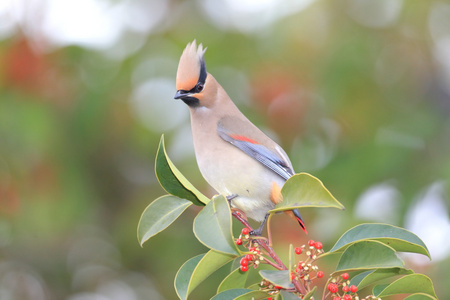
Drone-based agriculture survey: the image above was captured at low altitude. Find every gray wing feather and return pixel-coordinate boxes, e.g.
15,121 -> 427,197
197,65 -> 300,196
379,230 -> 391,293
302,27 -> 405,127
217,124 -> 294,181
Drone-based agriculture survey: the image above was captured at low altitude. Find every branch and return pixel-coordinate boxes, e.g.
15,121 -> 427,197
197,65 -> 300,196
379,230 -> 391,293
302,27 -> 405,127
232,210 -> 253,231
232,211 -> 308,296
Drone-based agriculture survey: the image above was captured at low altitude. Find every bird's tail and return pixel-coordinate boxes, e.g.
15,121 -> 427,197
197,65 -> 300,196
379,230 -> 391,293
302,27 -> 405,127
293,208 -> 308,234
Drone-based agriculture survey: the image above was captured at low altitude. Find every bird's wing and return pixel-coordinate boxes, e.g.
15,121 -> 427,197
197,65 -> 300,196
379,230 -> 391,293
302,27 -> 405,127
217,117 -> 294,181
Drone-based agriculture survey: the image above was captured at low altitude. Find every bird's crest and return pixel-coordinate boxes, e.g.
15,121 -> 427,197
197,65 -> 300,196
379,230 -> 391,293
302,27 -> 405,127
176,40 -> 207,91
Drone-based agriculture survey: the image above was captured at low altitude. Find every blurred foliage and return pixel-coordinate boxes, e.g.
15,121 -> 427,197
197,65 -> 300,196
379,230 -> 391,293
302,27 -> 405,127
0,0 -> 449,299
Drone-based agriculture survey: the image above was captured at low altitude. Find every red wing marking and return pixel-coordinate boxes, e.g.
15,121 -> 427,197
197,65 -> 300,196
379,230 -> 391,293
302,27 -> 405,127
229,134 -> 259,144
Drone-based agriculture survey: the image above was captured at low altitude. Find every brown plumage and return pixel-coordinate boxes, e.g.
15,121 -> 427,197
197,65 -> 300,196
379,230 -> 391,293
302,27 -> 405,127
173,40 -> 306,235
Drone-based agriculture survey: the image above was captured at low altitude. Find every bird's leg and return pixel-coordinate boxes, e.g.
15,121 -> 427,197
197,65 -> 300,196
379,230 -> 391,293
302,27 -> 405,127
250,213 -> 270,236
226,193 -> 238,205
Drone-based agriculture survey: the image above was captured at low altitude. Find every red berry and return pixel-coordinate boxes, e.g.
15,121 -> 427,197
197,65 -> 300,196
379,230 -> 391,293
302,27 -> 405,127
314,241 -> 323,250
333,297 -> 341,300
240,258 -> 249,266
290,272 -> 295,280
240,265 -> 248,272
245,254 -> 254,261
275,285 -> 283,289
341,273 -> 349,280
236,239 -> 242,245
242,228 -> 249,235
317,271 -> 324,278
295,247 -> 302,255
267,298 -> 272,300
350,285 -> 357,293
343,295 -> 351,300
328,283 -> 338,293
308,240 -> 315,246
342,286 -> 349,293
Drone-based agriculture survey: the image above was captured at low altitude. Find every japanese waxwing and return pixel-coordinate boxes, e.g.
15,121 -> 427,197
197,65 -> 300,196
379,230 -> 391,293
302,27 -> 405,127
174,41 -> 306,235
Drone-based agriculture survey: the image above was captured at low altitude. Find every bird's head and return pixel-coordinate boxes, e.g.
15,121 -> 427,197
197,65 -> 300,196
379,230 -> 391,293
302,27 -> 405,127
174,41 -> 216,108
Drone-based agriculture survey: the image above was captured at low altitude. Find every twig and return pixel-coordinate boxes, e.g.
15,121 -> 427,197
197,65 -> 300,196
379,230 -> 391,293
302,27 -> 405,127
260,256 -> 285,270
232,211 -> 308,296
293,278 -> 307,295
257,239 -> 286,269
267,213 -> 273,246
232,210 -> 253,231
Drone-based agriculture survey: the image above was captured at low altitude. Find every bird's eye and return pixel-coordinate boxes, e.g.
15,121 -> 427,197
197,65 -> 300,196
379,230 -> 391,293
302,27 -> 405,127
195,83 -> 204,93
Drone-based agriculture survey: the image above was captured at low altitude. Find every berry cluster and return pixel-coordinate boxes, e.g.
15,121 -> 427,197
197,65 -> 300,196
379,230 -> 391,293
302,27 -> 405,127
327,273 -> 359,300
236,228 -> 264,272
290,240 -> 324,284
235,227 -> 249,246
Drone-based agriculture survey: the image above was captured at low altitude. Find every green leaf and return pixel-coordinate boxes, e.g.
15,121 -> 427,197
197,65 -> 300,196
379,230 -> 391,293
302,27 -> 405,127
155,135 -> 209,206
175,254 -> 205,300
373,283 -> 389,296
404,293 -> 438,300
217,266 -> 249,293
233,290 -> 271,300
259,270 -> 293,289
350,268 -> 413,290
374,274 -> 437,298
270,173 -> 344,213
350,270 -> 373,287
302,286 -> 317,300
335,240 -> 404,272
245,283 -> 261,291
137,195 -> 192,246
329,223 -> 430,258
211,289 -> 253,300
280,290 -> 303,300
288,244 -> 294,278
194,195 -> 239,255
175,251 -> 236,300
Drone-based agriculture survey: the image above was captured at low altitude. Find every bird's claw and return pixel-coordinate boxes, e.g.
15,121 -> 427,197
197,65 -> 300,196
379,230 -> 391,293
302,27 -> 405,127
249,229 -> 262,236
226,194 -> 238,201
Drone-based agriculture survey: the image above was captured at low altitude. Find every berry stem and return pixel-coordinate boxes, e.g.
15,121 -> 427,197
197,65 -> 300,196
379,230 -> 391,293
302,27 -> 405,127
260,255 -> 285,270
292,278 -> 307,295
232,210 -> 254,231
232,210 -> 308,296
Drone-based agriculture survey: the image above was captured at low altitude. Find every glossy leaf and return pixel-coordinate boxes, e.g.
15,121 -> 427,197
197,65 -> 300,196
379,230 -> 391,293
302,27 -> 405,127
288,244 -> 294,278
245,283 -> 261,291
259,270 -> 293,289
155,135 -> 209,206
404,293 -> 438,300
329,223 -> 430,258
211,289 -> 253,300
302,286 -> 317,300
175,254 -> 205,300
373,284 -> 389,296
233,290 -> 271,300
350,268 -> 413,290
194,195 -> 239,255
280,290 -> 303,300
137,195 -> 192,246
175,251 -> 236,300
217,266 -> 249,293
375,274 -> 437,298
270,173 -> 344,213
335,240 -> 404,272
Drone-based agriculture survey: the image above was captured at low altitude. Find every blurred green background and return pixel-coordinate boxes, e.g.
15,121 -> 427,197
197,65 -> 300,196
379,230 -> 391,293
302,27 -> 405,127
0,0 -> 449,299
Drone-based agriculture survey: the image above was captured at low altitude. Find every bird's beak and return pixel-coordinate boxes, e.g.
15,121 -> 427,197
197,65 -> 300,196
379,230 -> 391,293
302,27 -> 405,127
174,90 -> 191,100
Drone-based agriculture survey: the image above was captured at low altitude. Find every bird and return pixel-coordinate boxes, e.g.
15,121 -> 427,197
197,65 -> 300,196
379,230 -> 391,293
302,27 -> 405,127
173,40 -> 306,235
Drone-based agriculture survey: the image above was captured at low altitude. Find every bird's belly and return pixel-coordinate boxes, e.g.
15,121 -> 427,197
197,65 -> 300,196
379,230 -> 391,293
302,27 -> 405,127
196,143 -> 284,221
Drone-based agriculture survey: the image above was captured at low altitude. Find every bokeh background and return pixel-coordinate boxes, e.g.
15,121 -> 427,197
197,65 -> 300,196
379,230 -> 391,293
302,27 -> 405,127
1,0 -> 449,299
